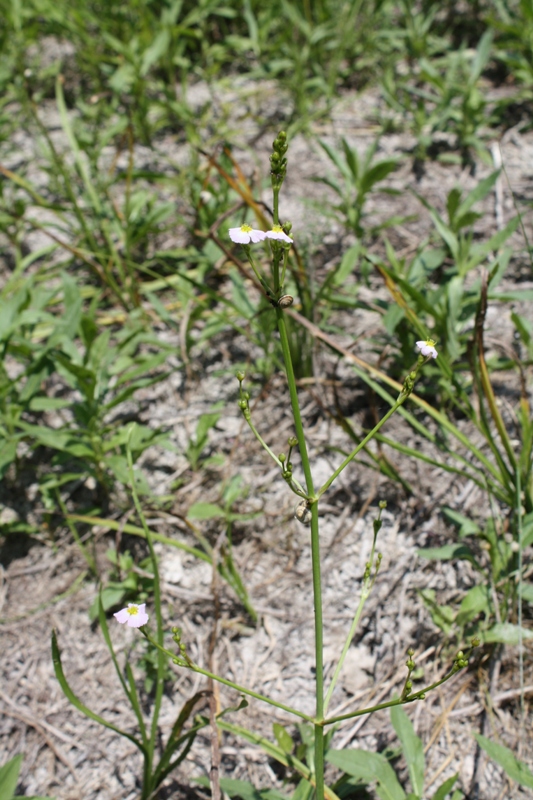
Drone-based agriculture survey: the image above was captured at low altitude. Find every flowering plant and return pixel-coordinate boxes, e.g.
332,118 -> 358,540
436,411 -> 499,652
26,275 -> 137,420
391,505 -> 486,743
52,133 -> 477,800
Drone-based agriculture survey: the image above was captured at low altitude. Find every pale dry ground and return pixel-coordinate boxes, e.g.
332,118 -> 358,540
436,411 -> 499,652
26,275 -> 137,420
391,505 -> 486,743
1,68 -> 533,800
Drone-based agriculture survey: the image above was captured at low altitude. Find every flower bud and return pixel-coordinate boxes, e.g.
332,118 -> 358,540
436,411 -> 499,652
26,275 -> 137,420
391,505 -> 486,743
236,371 -> 245,382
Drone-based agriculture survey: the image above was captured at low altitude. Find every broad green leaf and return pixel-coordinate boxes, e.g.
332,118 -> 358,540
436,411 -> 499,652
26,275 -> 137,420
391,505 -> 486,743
455,171 -> 499,219
196,777 -> 288,800
109,62 -> 136,93
0,754 -> 22,799
390,706 -> 424,797
187,503 -> 225,520
28,397 -> 71,412
360,159 -> 398,194
522,513 -> 533,548
417,545 -> 478,566
327,749 -> 406,800
431,773 -> 458,800
519,584 -> 533,604
488,289 -> 533,303
442,509 -> 480,538
333,244 -> 361,286
456,585 -> 491,628
273,723 -> 294,754
474,734 -> 533,789
195,412 -> 221,442
141,29 -> 171,75
291,778 -> 314,800
0,439 -> 18,477
483,623 -> 533,645
419,590 -> 454,634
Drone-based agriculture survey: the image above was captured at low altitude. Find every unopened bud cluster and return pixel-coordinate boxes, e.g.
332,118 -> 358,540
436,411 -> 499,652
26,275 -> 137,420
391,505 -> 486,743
236,372 -> 251,421
270,131 -> 288,189
171,626 -> 191,666
454,650 -> 469,670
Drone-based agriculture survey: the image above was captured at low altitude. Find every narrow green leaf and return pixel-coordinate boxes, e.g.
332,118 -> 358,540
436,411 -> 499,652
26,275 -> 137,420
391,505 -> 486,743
431,773 -> 458,800
51,630 -> 145,753
327,749 -> 406,800
474,734 -> 533,788
390,706 -> 425,797
0,754 -> 22,798
417,545 -> 479,566
456,585 -> 491,627
273,723 -> 294,754
442,509 -> 480,538
187,502 -> 225,520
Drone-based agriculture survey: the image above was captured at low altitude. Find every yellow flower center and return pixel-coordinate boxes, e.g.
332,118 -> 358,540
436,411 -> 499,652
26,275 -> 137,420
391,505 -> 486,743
272,225 -> 283,233
127,606 -> 139,616
241,224 -> 252,232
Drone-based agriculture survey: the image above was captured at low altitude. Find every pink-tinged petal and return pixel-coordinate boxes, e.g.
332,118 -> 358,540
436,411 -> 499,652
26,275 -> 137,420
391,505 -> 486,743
248,229 -> 266,243
229,227 -> 250,243
266,230 -> 293,243
415,340 -> 438,359
114,608 -> 130,624
127,611 -> 149,628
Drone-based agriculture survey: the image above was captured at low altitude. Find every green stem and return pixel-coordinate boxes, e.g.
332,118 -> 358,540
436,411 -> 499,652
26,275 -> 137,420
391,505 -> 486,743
517,468 -> 525,722
318,400 -> 403,498
127,432 -> 165,790
56,490 -> 97,575
275,307 -> 324,799
323,665 -> 464,726
275,309 -> 315,495
142,633 -> 312,722
314,724 -> 325,800
323,582 -> 371,715
280,249 -> 289,292
273,187 -> 280,226
243,413 -> 306,496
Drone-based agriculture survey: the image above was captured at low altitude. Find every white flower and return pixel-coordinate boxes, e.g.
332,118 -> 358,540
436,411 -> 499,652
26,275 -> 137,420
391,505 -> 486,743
266,225 -> 293,243
114,603 -> 149,628
415,339 -> 438,359
228,224 -> 266,244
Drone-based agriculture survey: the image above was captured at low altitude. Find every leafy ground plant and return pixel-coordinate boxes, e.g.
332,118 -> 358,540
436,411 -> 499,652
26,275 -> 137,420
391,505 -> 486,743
52,134 -> 479,800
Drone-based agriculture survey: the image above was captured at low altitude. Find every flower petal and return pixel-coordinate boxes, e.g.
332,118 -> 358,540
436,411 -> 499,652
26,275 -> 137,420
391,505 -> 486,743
415,340 -> 438,359
127,611 -> 149,627
229,227 -> 250,244
248,229 -> 266,243
114,608 -> 130,624
266,229 -> 293,243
